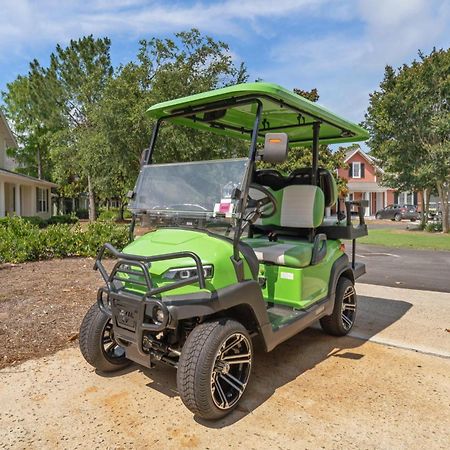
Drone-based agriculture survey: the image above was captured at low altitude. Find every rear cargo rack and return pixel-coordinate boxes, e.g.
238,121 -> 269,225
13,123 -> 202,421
94,243 -> 206,297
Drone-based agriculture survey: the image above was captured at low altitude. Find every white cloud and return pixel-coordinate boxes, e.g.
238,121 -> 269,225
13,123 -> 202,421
257,0 -> 450,122
0,0 -> 324,58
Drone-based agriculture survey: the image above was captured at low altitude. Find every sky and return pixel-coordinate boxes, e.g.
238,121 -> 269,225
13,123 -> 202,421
0,0 -> 449,128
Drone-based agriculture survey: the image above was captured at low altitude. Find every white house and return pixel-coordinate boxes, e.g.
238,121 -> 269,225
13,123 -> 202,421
0,112 -> 57,219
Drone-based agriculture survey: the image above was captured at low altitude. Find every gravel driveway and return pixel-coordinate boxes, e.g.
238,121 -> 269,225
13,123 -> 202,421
1,283 -> 449,450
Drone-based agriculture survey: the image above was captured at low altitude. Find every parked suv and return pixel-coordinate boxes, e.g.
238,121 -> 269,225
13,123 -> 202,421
375,204 -> 420,221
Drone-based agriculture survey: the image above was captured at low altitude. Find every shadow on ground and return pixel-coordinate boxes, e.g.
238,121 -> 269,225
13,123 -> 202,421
99,295 -> 412,428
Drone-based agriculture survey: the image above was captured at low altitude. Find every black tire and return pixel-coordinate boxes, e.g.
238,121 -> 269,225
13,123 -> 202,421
394,213 -> 401,221
177,318 -> 253,420
79,303 -> 130,372
375,213 -> 382,220
320,277 -> 357,336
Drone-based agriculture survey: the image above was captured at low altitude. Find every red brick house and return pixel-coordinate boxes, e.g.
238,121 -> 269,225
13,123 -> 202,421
337,147 -> 412,217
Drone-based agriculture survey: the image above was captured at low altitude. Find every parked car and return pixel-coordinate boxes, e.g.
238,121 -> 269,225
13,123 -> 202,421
375,204 -> 420,221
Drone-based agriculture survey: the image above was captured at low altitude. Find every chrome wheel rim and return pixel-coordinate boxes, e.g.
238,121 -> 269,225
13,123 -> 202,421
211,333 -> 252,410
102,320 -> 125,360
341,285 -> 357,330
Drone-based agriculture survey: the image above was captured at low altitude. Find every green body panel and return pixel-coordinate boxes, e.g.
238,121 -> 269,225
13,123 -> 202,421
256,240 -> 342,309
147,82 -> 369,146
121,228 -> 253,296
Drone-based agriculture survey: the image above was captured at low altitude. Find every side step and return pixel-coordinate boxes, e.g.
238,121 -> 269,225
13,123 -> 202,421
264,297 -> 333,351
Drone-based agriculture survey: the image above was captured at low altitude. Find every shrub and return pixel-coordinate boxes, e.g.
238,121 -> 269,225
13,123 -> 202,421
425,221 -> 443,233
98,207 -> 132,222
47,214 -> 79,226
0,216 -> 129,263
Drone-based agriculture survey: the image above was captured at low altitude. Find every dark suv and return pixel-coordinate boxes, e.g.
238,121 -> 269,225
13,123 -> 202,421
375,204 -> 420,221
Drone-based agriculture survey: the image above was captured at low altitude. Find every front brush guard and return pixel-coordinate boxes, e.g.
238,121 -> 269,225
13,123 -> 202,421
94,243 -> 206,355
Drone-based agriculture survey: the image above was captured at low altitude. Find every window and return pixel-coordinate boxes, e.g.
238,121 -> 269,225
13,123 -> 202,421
352,162 -> 361,178
36,188 -> 48,213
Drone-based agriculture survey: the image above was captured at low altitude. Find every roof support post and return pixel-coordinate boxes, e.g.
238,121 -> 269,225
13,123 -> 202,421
145,119 -> 162,165
232,100 -> 263,280
311,121 -> 320,186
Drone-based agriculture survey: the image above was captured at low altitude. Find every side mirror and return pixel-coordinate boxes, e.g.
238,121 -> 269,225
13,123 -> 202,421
261,133 -> 289,163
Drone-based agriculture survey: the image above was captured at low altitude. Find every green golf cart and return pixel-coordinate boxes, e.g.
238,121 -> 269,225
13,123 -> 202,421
79,82 -> 369,420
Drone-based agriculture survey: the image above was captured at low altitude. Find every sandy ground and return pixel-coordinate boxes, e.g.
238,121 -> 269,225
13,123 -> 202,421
1,283 -> 450,450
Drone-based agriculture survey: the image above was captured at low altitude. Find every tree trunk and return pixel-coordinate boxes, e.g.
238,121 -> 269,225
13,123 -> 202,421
437,182 -> 449,233
118,200 -> 125,221
37,147 -> 42,180
420,188 -> 432,228
87,174 -> 97,222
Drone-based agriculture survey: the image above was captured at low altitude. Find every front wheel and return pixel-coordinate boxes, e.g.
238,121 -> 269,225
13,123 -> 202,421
79,303 -> 130,372
320,277 -> 357,336
375,213 -> 382,220
177,318 -> 253,420
394,213 -> 401,221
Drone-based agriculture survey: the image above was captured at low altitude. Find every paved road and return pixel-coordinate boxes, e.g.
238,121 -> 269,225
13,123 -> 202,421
348,243 -> 450,293
1,284 -> 449,449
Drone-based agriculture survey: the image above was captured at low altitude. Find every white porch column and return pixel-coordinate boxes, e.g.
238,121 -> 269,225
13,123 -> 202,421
14,184 -> 21,216
0,181 -> 5,217
31,185 -> 37,215
364,192 -> 370,217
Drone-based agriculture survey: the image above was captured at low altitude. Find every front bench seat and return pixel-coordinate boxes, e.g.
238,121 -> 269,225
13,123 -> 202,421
244,185 -> 325,268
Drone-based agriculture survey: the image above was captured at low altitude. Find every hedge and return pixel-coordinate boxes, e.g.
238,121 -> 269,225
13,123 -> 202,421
0,216 -> 129,263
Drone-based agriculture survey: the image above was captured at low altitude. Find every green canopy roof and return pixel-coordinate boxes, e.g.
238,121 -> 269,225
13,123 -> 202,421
147,82 -> 369,146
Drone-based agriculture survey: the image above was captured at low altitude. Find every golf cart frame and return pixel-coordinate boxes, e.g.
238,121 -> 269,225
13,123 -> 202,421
96,89 -> 367,354
82,82 -> 369,419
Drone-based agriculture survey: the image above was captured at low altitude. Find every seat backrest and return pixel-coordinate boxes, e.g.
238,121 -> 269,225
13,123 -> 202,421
251,184 -> 325,230
280,185 -> 325,228
288,168 -> 337,208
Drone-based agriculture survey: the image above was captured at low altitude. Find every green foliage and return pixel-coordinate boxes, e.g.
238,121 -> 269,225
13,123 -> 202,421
0,214 -> 78,228
2,30 -> 249,221
47,214 -> 79,226
364,48 -> 450,231
425,221 -> 443,233
0,217 -> 129,263
98,207 -> 132,222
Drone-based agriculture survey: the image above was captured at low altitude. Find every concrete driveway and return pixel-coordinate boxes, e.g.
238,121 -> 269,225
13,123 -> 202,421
1,283 -> 449,450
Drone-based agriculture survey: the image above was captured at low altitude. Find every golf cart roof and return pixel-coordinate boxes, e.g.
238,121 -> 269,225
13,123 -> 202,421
147,82 -> 369,146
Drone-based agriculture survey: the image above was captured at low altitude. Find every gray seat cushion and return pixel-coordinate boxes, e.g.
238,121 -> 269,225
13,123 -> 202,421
243,237 -> 313,268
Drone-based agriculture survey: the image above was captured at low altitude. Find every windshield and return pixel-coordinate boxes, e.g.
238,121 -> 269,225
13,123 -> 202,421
130,158 -> 248,227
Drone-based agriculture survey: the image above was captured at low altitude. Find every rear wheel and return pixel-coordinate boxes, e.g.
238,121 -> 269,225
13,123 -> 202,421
177,318 -> 253,420
320,277 -> 357,336
79,303 -> 130,372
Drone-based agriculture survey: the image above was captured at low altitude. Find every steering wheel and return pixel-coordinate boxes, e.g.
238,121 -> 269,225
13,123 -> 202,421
248,183 -> 277,220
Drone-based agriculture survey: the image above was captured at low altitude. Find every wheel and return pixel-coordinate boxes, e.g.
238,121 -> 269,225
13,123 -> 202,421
177,318 -> 253,420
375,213 -> 382,220
320,277 -> 357,336
79,303 -> 130,372
394,213 -> 401,221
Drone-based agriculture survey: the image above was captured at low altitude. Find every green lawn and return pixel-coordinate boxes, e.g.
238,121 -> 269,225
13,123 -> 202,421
357,228 -> 450,251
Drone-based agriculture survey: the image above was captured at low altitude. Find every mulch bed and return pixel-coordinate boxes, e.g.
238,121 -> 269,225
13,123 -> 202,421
0,258 -> 108,369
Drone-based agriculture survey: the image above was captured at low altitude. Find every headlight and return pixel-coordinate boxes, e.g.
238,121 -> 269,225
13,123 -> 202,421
153,305 -> 165,323
162,265 -> 213,280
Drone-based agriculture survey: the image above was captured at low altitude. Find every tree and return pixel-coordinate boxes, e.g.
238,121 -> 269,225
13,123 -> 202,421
91,29 -> 248,218
365,48 -> 450,231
